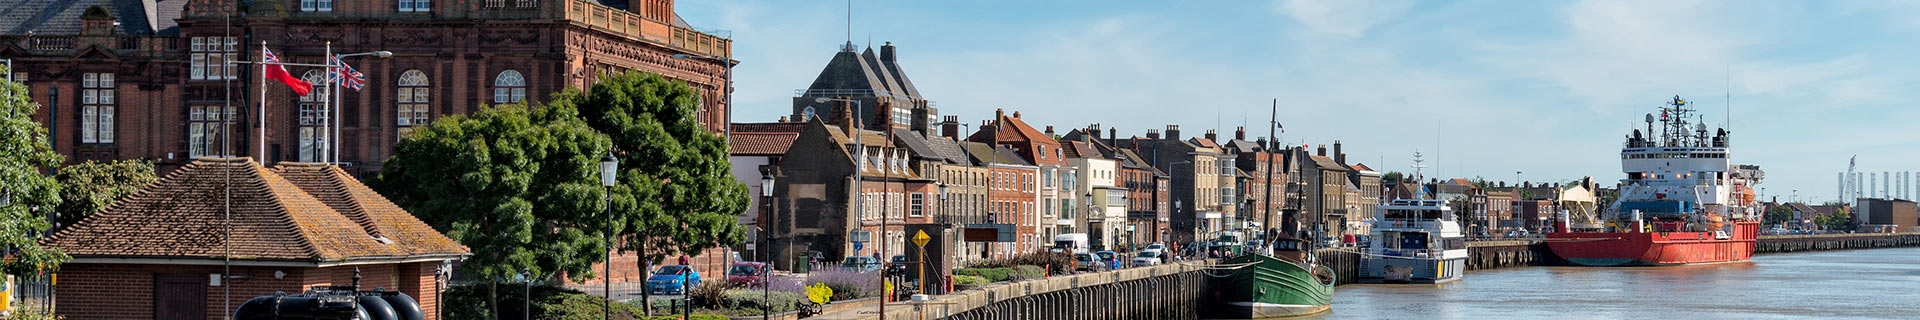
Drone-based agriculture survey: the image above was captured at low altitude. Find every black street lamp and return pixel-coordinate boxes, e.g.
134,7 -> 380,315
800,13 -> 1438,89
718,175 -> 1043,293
600,151 -> 618,319
760,167 -> 775,320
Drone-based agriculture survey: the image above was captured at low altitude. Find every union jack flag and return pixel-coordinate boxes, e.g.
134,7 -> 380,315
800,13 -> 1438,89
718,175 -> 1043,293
329,55 -> 366,91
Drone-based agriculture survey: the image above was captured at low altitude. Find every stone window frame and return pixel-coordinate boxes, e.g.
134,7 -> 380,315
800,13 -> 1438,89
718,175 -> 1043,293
297,70 -> 331,162
493,70 -> 526,104
80,72 -> 115,144
396,70 -> 431,141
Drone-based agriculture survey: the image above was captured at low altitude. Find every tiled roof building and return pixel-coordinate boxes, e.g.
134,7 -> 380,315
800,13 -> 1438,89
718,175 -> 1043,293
41,158 -> 468,319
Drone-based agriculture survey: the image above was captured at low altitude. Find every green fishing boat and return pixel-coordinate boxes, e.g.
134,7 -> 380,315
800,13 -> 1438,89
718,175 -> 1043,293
1210,238 -> 1334,318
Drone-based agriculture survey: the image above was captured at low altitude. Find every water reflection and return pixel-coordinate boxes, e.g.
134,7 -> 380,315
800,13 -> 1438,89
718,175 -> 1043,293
1309,247 -> 1920,320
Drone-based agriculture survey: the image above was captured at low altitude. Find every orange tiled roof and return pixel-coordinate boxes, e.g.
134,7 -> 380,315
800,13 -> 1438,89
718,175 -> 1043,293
274,163 -> 469,257
732,132 -> 801,156
42,158 -> 468,264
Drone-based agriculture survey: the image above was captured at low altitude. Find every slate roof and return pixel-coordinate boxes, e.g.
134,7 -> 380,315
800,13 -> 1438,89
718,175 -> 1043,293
43,158 -> 468,264
891,129 -> 944,161
1224,139 -> 1263,154
962,141 -> 1030,166
0,0 -> 174,36
922,134 -> 974,165
1308,155 -> 1348,172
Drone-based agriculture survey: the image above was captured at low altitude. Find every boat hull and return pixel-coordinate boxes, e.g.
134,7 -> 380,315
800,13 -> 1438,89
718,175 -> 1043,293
1211,254 -> 1335,318
1359,256 -> 1466,284
1546,221 -> 1759,266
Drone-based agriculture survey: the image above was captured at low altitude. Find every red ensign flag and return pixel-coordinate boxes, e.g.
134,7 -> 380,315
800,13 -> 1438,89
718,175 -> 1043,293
262,47 -> 311,96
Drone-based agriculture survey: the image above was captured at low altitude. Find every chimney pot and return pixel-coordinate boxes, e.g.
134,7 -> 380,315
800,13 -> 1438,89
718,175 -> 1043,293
1013,111 -> 1021,118
1166,125 -> 1182,140
1235,126 -> 1246,141
1147,129 -> 1161,139
1045,126 -> 1054,136
1204,129 -> 1217,142
1317,145 -> 1327,157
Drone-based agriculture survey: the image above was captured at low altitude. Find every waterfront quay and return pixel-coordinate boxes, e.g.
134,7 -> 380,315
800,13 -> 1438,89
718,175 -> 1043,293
807,232 -> 1920,320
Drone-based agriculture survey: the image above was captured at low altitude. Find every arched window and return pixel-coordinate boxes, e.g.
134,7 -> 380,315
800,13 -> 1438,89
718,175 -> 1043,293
396,70 -> 430,141
803,106 -> 817,121
493,70 -> 525,103
298,70 -> 330,162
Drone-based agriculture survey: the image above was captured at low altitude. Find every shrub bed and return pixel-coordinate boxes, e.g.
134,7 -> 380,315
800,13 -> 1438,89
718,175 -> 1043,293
443,283 -> 643,320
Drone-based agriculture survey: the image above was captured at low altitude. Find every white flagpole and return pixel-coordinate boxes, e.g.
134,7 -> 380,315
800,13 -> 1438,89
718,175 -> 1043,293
331,52 -> 343,165
258,41 -> 268,162
322,42 -> 332,164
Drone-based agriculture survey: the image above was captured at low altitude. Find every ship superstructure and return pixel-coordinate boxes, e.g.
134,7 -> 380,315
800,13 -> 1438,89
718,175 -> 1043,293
1547,96 -> 1763,266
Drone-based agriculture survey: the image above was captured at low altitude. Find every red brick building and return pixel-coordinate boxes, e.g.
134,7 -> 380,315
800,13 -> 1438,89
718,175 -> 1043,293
40,158 -> 469,319
4,0 -> 732,175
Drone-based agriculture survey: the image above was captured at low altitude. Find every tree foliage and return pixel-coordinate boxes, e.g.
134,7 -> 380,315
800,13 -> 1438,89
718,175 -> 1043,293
0,65 -> 70,274
53,160 -> 156,229
1817,208 -> 1853,231
1763,205 -> 1793,226
371,102 -> 612,282
551,71 -> 748,265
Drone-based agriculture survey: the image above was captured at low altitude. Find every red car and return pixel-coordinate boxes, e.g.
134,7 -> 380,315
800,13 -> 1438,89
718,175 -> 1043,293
726,262 -> 770,287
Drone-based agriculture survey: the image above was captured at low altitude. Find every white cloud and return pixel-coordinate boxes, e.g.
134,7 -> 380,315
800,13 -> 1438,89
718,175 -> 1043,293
1273,0 -> 1414,39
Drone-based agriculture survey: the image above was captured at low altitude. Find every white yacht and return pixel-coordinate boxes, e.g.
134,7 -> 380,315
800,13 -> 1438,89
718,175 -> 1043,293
1359,198 -> 1469,284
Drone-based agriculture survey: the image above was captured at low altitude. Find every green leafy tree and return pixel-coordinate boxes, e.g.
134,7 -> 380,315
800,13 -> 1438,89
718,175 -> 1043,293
53,160 -> 157,229
551,71 -> 747,307
370,102 -> 612,313
1763,205 -> 1793,227
0,65 -> 70,275
1817,208 -> 1853,231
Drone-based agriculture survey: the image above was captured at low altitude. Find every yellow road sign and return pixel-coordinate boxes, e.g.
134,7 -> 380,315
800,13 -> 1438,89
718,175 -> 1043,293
912,230 -> 932,247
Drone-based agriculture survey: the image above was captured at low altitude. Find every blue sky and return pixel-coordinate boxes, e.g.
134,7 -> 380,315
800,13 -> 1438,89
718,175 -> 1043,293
677,0 -> 1920,204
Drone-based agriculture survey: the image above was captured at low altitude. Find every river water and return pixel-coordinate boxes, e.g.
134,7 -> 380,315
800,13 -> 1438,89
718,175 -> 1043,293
1310,247 -> 1920,319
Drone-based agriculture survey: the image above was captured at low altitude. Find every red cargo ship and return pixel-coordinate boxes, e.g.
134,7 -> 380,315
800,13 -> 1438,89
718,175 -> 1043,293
1546,96 -> 1765,266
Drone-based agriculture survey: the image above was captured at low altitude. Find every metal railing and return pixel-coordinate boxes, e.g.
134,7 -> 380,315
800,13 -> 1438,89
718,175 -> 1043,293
9,274 -> 54,317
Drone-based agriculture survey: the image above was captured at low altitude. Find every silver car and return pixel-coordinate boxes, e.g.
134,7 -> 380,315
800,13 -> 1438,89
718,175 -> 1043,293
1130,251 -> 1163,266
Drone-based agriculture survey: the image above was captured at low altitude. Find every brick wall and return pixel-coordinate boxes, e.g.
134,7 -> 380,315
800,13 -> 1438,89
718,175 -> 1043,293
55,262 -> 447,320
562,247 -> 737,286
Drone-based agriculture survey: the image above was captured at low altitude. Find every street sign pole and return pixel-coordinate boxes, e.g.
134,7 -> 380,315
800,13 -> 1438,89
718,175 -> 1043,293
912,230 -> 931,294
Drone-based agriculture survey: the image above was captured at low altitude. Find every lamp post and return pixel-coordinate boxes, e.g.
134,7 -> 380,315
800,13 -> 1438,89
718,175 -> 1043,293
672,52 -> 735,141
600,152 -> 618,319
760,167 -> 775,320
816,96 -> 882,318
1085,191 -> 1096,251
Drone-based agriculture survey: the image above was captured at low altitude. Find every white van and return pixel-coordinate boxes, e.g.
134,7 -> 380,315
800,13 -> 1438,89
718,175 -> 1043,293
1052,233 -> 1090,254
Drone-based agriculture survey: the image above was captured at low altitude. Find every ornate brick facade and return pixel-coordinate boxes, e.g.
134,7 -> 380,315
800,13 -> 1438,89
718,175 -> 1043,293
5,0 -> 731,176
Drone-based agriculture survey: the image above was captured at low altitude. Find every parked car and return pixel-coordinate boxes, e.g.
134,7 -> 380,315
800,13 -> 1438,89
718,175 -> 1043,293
726,262 -> 769,287
885,254 -> 910,276
1131,251 -> 1163,266
1074,253 -> 1103,272
840,256 -> 881,273
1142,242 -> 1167,254
646,265 -> 702,295
1095,251 -> 1123,270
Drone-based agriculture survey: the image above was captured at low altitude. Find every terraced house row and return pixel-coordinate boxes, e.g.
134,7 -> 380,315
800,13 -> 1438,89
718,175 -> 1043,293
728,41 -> 1391,293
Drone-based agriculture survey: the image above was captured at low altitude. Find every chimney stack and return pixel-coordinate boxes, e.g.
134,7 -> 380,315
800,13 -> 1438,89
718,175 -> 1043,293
1045,125 -> 1055,136
1108,127 -> 1117,146
1166,125 -> 1181,140
1013,111 -> 1021,118
779,116 -> 789,123
1235,126 -> 1246,141
1147,129 -> 1161,140
1089,124 -> 1103,140
1334,140 -> 1345,164
941,116 -> 960,139
995,108 -> 1005,123
881,42 -> 898,63
1257,138 -> 1268,150
1205,129 -> 1217,142
910,105 -> 930,134
1317,144 -> 1327,157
